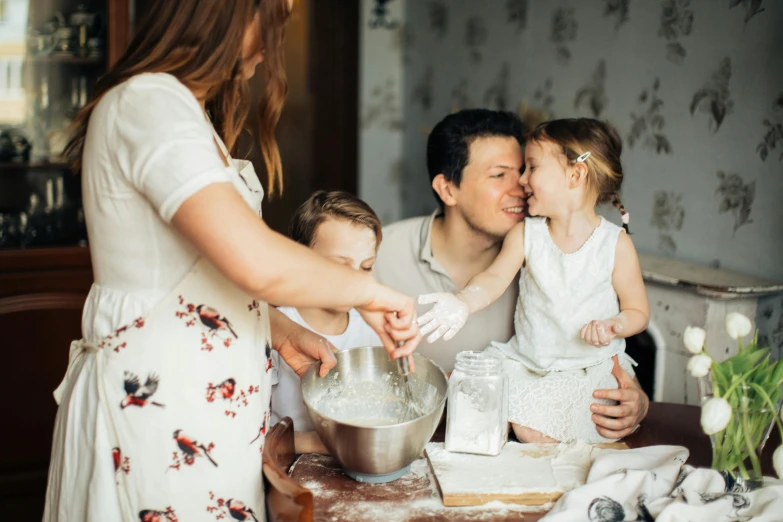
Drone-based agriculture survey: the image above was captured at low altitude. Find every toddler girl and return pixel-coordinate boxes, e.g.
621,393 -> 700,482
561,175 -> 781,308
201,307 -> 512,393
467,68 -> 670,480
418,118 -> 649,443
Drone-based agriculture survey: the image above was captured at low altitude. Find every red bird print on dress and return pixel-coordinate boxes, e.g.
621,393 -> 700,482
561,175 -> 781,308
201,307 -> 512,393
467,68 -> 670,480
138,510 -> 164,522
226,499 -> 259,522
112,447 -> 121,472
209,378 -> 236,400
173,429 -> 218,467
121,372 -> 164,409
249,413 -> 268,445
138,508 -> 177,522
112,447 -> 131,476
196,305 -> 238,338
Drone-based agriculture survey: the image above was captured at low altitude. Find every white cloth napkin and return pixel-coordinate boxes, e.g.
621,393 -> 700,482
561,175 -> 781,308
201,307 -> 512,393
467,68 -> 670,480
542,445 -> 783,521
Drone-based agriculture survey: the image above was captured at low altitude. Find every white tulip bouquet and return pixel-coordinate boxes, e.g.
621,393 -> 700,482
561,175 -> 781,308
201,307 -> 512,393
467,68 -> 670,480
684,313 -> 783,485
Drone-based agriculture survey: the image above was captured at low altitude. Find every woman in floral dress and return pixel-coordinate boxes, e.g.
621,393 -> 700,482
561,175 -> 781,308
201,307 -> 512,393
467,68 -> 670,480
43,1 -> 420,520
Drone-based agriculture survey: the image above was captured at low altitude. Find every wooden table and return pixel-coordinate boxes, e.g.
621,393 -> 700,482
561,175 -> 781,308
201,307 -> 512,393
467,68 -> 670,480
262,402 -> 781,521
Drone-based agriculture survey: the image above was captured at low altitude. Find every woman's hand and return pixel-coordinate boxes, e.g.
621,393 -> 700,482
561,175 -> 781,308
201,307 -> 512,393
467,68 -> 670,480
269,307 -> 337,378
356,282 -> 421,363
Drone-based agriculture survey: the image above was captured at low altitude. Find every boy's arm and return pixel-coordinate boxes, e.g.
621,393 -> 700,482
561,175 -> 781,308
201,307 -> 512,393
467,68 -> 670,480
294,431 -> 329,455
417,222 -> 526,343
581,233 -> 650,346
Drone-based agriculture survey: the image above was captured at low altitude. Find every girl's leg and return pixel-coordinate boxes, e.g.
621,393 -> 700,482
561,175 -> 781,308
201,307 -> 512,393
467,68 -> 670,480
511,422 -> 559,443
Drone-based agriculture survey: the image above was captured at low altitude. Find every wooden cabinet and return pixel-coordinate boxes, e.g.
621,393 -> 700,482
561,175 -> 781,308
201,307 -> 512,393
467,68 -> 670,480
0,247 -> 92,519
0,0 -> 128,517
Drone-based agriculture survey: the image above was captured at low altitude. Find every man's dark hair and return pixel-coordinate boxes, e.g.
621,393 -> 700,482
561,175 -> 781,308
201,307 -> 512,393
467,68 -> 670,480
426,109 -> 526,208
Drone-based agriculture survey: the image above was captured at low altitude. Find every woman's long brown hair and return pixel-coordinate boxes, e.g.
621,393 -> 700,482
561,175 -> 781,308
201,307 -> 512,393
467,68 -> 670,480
64,0 -> 289,196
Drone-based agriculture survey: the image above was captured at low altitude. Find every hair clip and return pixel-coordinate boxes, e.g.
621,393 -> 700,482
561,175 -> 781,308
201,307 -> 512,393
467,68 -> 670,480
575,151 -> 591,163
621,212 -> 630,225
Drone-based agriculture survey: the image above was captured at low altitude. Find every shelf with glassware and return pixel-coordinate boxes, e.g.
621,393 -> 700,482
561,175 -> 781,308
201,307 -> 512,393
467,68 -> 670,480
0,2 -> 107,251
28,5 -> 107,63
27,55 -> 103,65
19,3 -> 106,162
0,103 -> 89,250
0,162 -> 69,170
0,164 -> 87,250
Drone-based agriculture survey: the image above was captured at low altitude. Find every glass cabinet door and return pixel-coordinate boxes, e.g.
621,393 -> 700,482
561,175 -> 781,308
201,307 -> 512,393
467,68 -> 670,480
0,0 -> 114,249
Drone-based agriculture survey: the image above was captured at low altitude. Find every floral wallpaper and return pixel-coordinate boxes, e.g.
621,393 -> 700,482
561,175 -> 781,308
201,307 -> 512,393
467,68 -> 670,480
690,57 -> 733,132
658,0 -> 694,64
359,0 -> 406,224
368,0 -> 399,29
628,78 -> 672,155
650,190 -> 685,255
574,60 -> 608,117
757,91 -> 783,162
550,7 -> 578,64
391,0 -> 783,354
729,0 -> 766,26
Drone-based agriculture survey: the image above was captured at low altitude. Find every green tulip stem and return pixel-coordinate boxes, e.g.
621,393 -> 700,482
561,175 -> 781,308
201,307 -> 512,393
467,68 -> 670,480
748,382 -> 783,439
740,406 -> 762,479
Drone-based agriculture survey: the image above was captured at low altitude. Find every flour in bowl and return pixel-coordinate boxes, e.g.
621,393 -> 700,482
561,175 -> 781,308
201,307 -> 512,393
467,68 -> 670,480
310,370 -> 440,424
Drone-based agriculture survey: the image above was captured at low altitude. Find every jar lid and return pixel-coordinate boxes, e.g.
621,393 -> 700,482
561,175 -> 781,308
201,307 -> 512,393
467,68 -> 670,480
454,350 -> 503,374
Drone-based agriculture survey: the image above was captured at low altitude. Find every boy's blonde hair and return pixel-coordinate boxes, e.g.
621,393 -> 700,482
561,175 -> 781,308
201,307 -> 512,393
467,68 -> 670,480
527,118 -> 628,230
289,191 -> 382,247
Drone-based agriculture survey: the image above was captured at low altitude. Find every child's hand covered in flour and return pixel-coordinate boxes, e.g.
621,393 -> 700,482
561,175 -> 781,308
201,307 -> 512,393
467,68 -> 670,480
416,292 -> 469,343
580,319 -> 623,347
417,223 -> 525,345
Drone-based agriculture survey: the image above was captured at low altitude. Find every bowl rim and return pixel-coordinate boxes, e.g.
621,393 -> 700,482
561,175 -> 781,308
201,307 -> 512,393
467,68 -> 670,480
300,345 -> 448,428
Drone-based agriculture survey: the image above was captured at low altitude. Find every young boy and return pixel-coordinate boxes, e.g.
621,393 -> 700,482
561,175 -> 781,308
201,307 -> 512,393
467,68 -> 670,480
270,191 -> 383,432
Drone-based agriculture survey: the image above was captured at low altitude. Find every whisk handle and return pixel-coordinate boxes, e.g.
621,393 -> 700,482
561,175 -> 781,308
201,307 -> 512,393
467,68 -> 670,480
397,355 -> 410,376
394,340 -> 410,376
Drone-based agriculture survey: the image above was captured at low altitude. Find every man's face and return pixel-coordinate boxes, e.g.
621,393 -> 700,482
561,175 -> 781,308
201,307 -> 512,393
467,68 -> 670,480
448,136 -> 526,239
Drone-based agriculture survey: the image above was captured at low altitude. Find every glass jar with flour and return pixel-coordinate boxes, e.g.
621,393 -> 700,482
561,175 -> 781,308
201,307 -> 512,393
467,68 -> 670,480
445,351 -> 508,456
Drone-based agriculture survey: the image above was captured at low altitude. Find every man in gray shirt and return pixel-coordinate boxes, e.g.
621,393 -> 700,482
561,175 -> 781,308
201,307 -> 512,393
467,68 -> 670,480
374,109 -> 648,439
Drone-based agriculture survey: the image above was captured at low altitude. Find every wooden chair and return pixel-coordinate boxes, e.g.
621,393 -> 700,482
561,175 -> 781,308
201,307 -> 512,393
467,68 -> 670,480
263,417 -> 315,522
0,292 -> 86,519
0,292 -> 86,314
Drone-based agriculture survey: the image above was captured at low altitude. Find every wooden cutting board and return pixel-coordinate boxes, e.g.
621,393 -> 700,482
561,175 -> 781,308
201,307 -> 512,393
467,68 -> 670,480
426,441 -> 627,507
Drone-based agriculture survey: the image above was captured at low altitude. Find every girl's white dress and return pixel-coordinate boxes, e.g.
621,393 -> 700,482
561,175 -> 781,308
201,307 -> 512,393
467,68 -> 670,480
486,216 -> 635,442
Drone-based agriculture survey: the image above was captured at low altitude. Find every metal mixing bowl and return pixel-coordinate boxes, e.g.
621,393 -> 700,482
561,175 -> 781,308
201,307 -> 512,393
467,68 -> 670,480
301,346 -> 447,482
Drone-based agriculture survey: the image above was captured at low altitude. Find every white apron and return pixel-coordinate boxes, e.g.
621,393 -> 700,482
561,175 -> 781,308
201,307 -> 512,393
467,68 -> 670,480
45,150 -> 273,522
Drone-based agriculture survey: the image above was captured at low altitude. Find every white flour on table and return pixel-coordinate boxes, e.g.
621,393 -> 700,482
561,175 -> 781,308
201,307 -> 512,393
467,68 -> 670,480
426,440 -> 595,497
298,456 -> 551,521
